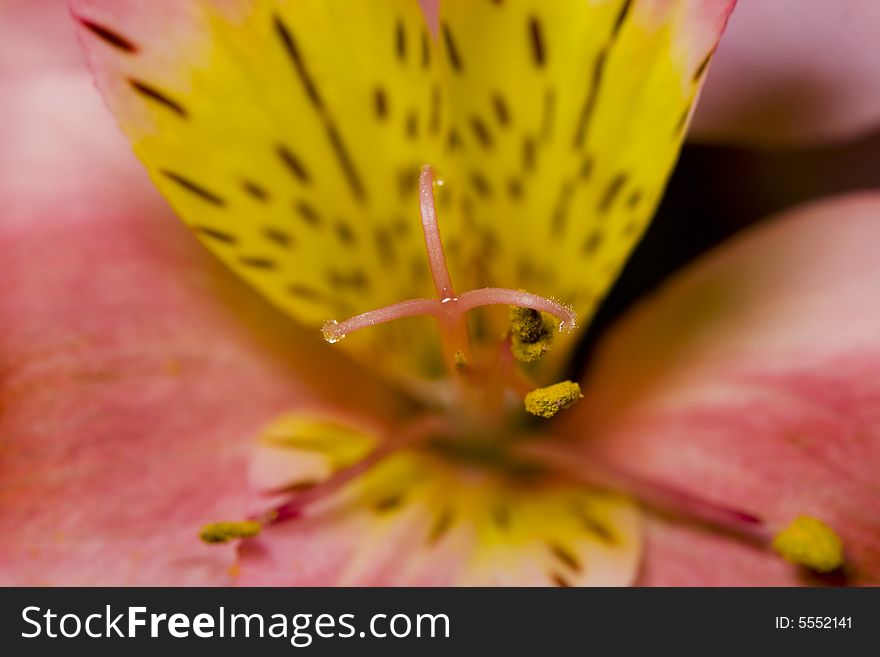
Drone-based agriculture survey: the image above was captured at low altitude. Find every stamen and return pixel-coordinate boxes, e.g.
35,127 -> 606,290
517,440 -> 768,540
773,516 -> 845,572
524,381 -> 583,418
510,306 -> 558,362
199,520 -> 262,544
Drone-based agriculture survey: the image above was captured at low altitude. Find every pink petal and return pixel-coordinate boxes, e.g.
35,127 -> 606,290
691,0 -> 880,146
0,0 -> 85,72
0,68 -> 401,585
562,192 -> 880,585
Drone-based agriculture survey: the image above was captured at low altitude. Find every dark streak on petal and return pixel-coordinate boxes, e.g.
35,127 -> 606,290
572,49 -> 606,148
470,172 -> 492,199
161,170 -> 224,206
397,167 -> 419,199
583,230 -> 604,254
374,87 -> 388,120
551,572 -> 572,587
327,268 -> 369,291
541,87 -> 555,139
549,543 -> 582,572
129,79 -> 187,118
238,256 -> 277,270
428,509 -> 454,544
613,0 -> 634,38
295,200 -> 322,227
395,19 -> 407,61
194,225 -> 237,244
242,179 -> 270,202
522,136 -> 536,171
405,109 -> 419,140
421,29 -> 431,68
448,129 -> 463,151
276,145 -> 310,184
579,155 -> 594,180
693,47 -> 716,82
374,494 -> 404,512
264,227 -> 294,248
507,178 -> 524,200
626,188 -> 643,209
79,19 -> 137,53
572,505 -> 616,544
622,220 -> 639,236
274,14 -> 323,109
374,228 -> 397,263
325,122 -> 367,202
470,115 -> 492,149
334,221 -> 356,246
491,504 -> 511,529
528,16 -> 545,67
442,22 -> 463,72
287,283 -> 321,300
274,14 -> 367,203
673,105 -> 691,136
551,180 -> 574,234
598,173 -> 627,215
492,93 -> 510,127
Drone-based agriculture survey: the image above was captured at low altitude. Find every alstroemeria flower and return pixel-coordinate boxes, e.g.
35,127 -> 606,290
1,0 -> 878,586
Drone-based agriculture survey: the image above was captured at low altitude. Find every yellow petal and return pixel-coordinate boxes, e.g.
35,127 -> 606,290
438,0 -> 734,366
73,0 -> 450,377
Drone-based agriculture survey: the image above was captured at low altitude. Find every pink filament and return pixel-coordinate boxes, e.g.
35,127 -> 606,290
517,440 -> 769,541
320,164 -> 577,345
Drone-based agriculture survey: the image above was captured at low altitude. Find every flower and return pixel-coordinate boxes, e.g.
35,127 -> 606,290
1,0 -> 878,586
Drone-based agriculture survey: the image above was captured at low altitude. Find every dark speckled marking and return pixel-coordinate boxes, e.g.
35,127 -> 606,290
79,19 -> 137,52
129,79 -> 187,118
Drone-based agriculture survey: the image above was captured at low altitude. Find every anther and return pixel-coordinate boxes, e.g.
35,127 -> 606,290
772,516 -> 845,573
510,306 -> 558,362
524,381 -> 583,418
199,520 -> 262,544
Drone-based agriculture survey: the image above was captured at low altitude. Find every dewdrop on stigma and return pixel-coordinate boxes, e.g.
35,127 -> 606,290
322,320 -> 345,344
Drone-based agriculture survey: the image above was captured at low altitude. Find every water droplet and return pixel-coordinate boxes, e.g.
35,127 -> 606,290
440,296 -> 459,305
436,179 -> 445,186
322,320 -> 345,344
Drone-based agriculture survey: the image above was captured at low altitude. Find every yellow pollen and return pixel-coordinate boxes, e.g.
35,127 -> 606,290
454,350 -> 467,369
772,516 -> 844,573
524,381 -> 583,418
510,306 -> 557,363
199,520 -> 262,544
